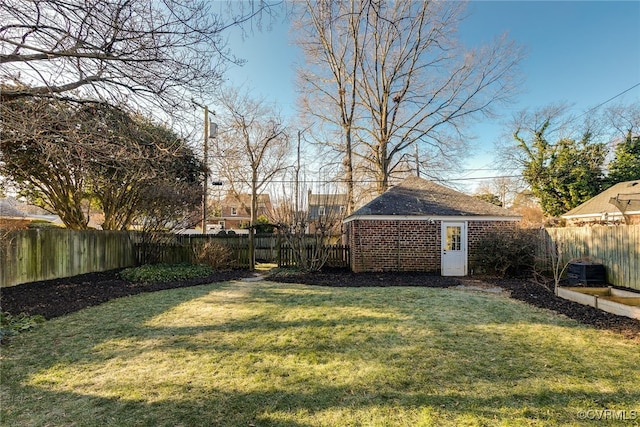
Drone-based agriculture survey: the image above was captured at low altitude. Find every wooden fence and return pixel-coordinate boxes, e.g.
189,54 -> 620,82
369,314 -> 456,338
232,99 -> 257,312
133,234 -> 253,268
278,244 -> 350,269
1,230 -> 348,287
1,229 -> 136,287
3,226 -> 637,289
538,225 -> 639,290
135,234 -> 349,269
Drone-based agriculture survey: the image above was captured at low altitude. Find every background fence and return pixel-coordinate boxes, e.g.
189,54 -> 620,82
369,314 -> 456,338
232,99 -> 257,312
2,226 -> 637,289
1,230 -> 348,287
1,229 -> 135,287
133,234 -> 253,268
278,244 -> 350,269
538,225 -> 639,290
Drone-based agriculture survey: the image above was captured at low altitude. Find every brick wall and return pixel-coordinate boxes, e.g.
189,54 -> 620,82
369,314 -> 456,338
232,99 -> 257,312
347,219 -> 440,273
347,218 -> 519,273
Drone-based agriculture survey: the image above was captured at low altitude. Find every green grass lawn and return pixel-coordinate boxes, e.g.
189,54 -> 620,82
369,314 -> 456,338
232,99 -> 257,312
1,279 -> 638,426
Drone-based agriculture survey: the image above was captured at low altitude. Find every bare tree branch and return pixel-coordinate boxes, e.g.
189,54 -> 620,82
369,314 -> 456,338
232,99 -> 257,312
0,0 -> 280,115
296,0 -> 525,196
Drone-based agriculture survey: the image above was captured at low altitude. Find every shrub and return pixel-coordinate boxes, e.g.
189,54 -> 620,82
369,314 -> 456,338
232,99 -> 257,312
472,228 -> 539,278
27,220 -> 60,229
0,312 -> 45,344
192,241 -> 233,269
119,263 -> 214,283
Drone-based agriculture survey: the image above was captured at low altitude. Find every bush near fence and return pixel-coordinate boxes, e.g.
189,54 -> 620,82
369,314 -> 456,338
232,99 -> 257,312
133,234 -> 253,268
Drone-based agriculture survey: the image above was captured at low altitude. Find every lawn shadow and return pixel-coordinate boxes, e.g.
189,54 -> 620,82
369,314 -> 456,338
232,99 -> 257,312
3,280 -> 639,426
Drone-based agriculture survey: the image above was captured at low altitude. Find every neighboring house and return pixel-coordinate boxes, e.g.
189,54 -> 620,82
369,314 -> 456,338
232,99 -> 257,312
343,176 -> 521,275
562,180 -> 640,225
307,191 -> 348,234
0,197 -> 61,229
212,192 -> 272,231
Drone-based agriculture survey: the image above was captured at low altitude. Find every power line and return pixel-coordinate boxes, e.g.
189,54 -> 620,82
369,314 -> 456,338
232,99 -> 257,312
218,175 -> 522,186
575,82 -> 640,121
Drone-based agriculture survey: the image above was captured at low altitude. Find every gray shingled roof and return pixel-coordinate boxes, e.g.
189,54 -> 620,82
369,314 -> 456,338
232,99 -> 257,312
0,198 -> 25,217
348,176 -> 519,218
562,180 -> 640,218
0,197 -> 57,219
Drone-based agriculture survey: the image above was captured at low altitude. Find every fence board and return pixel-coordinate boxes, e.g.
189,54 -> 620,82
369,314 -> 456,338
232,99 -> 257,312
540,225 -> 639,290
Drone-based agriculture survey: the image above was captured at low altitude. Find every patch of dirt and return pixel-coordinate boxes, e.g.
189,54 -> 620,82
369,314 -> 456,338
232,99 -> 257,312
2,268 -> 638,341
268,269 -> 461,288
487,278 -> 640,341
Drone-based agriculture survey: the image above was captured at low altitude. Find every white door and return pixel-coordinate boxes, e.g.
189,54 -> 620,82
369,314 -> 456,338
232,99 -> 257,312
441,222 -> 467,276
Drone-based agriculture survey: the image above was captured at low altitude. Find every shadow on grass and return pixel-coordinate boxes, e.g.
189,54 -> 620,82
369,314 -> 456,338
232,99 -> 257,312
5,378 -> 640,426
2,281 -> 639,426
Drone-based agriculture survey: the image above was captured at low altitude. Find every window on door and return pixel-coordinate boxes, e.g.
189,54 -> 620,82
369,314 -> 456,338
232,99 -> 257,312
445,226 -> 462,251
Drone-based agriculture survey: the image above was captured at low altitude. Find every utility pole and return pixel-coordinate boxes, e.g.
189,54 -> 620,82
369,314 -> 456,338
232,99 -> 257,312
295,130 -> 301,214
192,100 -> 216,234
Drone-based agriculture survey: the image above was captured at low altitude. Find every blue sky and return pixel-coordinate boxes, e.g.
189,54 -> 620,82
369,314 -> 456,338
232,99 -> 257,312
222,1 -> 640,192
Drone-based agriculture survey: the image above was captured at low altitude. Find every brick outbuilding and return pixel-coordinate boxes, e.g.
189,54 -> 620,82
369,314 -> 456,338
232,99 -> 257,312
344,176 -> 521,275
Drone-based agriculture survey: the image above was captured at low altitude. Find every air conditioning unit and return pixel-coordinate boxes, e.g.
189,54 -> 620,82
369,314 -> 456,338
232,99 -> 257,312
567,261 -> 606,286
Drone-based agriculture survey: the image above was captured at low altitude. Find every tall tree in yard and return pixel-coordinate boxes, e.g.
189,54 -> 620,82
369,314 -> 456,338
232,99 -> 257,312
0,0 -> 279,116
212,87 -> 290,268
296,0 -> 365,213
296,0 -> 525,196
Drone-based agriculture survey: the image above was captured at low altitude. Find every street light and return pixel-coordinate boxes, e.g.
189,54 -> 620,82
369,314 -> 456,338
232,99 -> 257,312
192,99 -> 217,234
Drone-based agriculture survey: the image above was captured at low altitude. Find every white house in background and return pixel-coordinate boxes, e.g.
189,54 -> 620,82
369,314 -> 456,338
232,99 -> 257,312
562,180 -> 640,225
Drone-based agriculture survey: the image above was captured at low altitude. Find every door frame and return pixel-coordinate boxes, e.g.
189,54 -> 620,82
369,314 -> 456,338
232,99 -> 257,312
441,221 -> 468,276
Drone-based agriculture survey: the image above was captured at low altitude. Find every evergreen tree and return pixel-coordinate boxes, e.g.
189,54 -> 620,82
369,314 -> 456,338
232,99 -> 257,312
515,122 -> 607,217
607,133 -> 640,184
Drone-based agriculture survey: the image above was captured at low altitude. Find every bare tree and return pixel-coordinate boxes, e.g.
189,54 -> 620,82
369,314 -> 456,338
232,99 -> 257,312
212,86 -> 290,269
296,0 -> 525,195
296,0 -> 366,213
499,104 -> 583,168
603,102 -> 640,140
475,176 -> 525,208
269,176 -> 346,272
0,0 -> 279,115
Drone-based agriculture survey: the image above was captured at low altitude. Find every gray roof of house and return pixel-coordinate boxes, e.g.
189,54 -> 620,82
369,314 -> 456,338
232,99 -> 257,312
0,197 -> 57,220
0,198 -> 25,217
562,180 -> 640,218
348,176 -> 519,218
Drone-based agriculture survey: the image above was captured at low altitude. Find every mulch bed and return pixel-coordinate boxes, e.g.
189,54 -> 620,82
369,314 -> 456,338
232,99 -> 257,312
0,269 -> 255,320
1,268 -> 638,341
